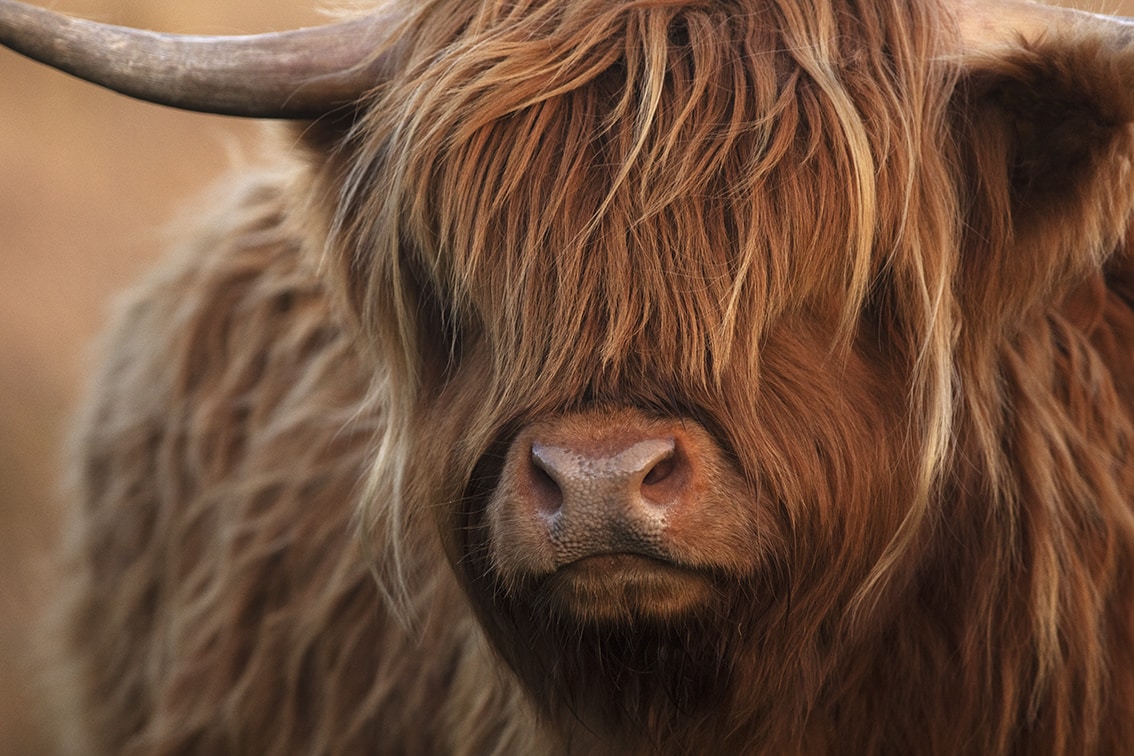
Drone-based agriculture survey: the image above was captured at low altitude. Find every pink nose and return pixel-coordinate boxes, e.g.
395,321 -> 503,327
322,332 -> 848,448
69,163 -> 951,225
529,436 -> 681,512
518,426 -> 694,565
486,409 -> 765,615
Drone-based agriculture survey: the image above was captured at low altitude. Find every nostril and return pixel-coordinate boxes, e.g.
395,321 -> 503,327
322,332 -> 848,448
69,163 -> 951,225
641,451 -> 676,487
528,446 -> 564,515
639,442 -> 688,505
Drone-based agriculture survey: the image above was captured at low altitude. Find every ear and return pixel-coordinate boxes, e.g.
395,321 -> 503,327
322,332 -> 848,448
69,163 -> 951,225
953,24 -> 1134,331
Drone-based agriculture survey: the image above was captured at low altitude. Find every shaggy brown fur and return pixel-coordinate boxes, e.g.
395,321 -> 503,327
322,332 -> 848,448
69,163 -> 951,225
51,0 -> 1134,753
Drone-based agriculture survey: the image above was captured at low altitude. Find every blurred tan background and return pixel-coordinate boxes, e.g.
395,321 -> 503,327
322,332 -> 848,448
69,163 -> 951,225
0,2 -> 322,750
1,0 -> 1131,751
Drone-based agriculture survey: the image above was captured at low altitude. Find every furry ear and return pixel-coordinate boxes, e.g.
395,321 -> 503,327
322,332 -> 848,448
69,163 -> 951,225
954,25 -> 1134,330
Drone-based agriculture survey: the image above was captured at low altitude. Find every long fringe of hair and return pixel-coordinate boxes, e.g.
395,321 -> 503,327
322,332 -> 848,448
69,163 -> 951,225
319,0 -> 960,620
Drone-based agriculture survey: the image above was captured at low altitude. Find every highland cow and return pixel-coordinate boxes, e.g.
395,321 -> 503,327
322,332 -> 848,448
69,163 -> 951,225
3,0 -> 1134,752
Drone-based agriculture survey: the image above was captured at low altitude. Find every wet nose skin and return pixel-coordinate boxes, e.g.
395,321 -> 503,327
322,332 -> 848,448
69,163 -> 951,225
525,436 -> 690,564
485,409 -> 768,620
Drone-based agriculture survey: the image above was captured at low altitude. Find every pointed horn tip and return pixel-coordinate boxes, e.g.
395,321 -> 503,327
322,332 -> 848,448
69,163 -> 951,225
0,0 -> 397,119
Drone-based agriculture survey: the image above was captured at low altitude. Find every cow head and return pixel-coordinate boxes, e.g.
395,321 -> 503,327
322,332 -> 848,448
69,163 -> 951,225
6,0 -> 1134,746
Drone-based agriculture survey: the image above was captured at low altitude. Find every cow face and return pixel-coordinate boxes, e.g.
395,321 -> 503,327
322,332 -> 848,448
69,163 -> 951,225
315,0 -> 954,729
307,0 -> 1134,732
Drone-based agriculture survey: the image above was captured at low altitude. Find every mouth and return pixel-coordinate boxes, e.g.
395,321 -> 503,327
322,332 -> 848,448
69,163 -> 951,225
536,553 -> 717,623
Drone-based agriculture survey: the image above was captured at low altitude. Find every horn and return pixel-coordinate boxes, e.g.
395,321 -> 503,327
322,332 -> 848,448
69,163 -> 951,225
0,0 -> 395,119
954,0 -> 1134,57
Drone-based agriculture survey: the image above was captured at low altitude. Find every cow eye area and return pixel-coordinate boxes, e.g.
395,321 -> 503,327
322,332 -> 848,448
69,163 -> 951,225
408,274 -> 470,385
